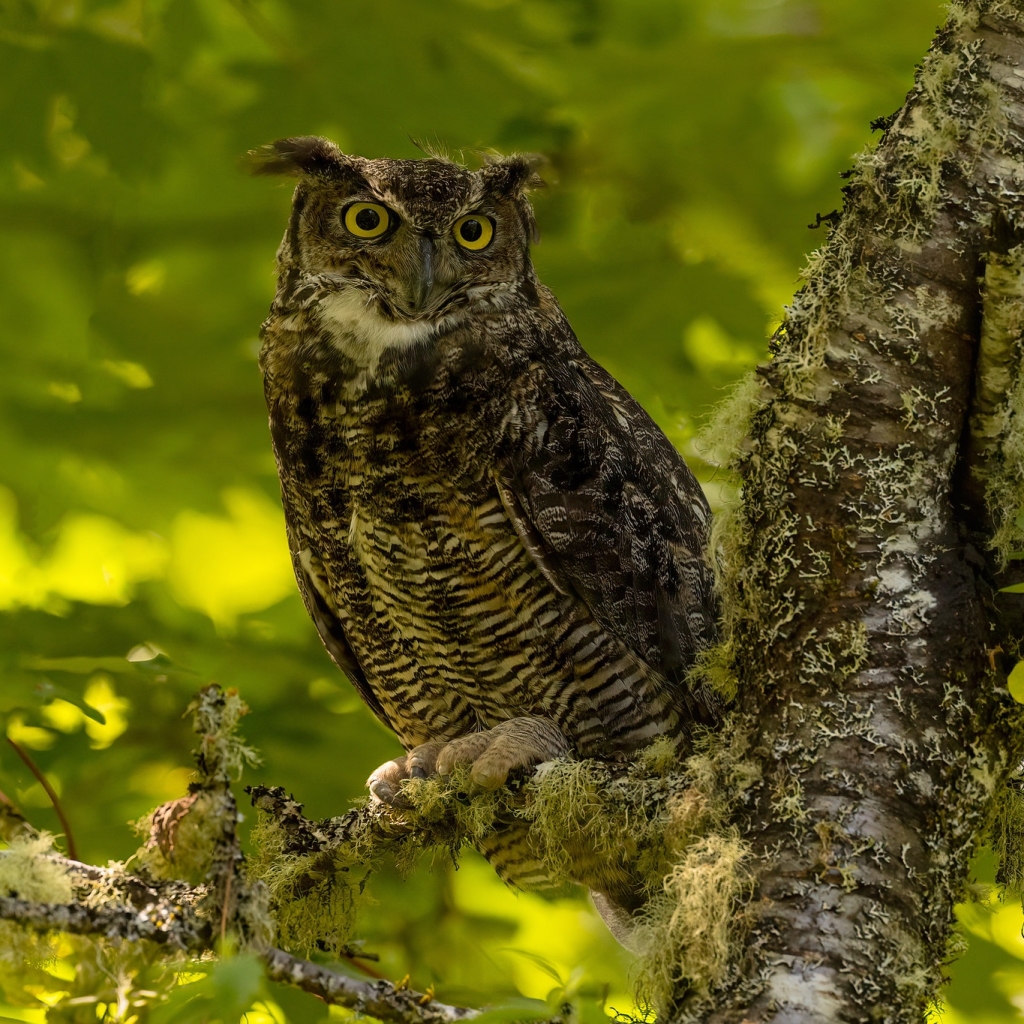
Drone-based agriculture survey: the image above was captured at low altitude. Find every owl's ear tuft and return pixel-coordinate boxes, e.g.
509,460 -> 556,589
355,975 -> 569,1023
247,136 -> 350,178
480,153 -> 547,198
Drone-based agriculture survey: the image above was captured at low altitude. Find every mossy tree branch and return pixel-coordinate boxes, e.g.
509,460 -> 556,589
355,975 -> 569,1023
0,687 -> 481,1024
683,1 -> 1024,1020
0,878 -> 478,1024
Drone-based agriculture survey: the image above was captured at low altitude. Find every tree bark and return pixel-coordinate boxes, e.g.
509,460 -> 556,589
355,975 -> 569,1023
682,2 -> 1024,1020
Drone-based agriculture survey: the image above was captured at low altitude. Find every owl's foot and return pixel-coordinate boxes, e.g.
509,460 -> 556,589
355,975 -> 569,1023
367,718 -> 569,806
437,716 -> 569,790
367,741 -> 445,807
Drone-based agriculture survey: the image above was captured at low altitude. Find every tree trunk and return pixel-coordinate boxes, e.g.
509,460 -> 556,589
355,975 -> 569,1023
681,1 -> 1024,1020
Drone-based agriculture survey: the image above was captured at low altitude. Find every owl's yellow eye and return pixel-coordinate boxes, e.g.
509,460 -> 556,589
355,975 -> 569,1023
344,202 -> 392,239
453,214 -> 494,251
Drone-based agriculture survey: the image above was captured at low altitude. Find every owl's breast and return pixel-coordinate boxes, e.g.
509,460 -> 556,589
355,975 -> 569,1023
275,374 -> 555,677
309,454 -> 567,741
266,332 -> 676,753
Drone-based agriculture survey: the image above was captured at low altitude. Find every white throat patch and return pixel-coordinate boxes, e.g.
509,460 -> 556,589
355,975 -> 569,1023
317,288 -> 439,374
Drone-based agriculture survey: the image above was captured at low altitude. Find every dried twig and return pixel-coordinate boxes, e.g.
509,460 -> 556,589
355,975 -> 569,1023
6,738 -> 77,859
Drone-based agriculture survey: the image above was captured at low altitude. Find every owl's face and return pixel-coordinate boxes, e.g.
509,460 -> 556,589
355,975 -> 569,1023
254,137 -> 542,330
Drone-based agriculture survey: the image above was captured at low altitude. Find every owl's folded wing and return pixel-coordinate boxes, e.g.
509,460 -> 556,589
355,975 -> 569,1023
498,354 -> 718,695
287,529 -> 395,731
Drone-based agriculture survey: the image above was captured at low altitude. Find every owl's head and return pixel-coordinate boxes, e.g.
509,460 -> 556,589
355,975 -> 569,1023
252,137 -> 543,327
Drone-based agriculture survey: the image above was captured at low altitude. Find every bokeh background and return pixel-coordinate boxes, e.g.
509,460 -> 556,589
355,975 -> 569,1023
0,0 -> 1019,1020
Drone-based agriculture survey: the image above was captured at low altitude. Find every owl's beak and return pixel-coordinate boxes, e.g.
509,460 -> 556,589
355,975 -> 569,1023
407,233 -> 436,313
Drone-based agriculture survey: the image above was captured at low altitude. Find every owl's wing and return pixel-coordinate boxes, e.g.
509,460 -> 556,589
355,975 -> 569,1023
287,529 -> 395,731
498,352 -> 718,694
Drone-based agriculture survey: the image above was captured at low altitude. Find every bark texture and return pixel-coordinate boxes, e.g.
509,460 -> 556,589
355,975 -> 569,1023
683,2 -> 1024,1020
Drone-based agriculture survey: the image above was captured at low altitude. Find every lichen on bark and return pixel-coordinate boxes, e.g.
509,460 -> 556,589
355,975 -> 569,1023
684,1 -> 1024,1020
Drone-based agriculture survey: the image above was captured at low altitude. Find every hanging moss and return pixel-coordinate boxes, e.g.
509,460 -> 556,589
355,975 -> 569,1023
631,832 -> 753,1010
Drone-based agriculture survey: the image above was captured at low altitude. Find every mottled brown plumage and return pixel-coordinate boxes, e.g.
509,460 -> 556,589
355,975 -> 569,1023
254,137 -> 718,894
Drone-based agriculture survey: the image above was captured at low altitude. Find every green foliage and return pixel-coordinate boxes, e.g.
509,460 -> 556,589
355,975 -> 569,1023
151,951 -> 264,1024
2,0 -> 1020,1020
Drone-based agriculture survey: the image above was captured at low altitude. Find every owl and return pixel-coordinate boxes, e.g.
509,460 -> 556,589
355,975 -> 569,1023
253,137 -> 719,900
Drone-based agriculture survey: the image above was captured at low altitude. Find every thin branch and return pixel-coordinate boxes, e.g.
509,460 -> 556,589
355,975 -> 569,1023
340,949 -> 387,980
0,894 -> 212,950
247,784 -> 420,854
261,946 -> 478,1023
7,738 -> 77,860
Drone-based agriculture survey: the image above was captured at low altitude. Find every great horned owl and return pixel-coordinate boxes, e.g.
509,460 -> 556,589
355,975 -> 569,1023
254,136 -> 718,878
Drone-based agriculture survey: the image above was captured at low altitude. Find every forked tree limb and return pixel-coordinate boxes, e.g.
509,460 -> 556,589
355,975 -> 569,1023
687,2 -> 1024,1021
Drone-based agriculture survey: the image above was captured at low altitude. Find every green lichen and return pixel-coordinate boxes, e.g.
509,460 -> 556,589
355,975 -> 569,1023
801,622 -> 869,682
240,721 -> 760,1018
0,835 -> 155,1019
969,245 -> 1024,566
670,6 -> 1022,1016
0,834 -> 75,1009
247,815 -> 365,957
0,832 -> 73,904
189,686 -> 261,783
850,15 -> 1003,242
407,764 -> 506,843
982,1 -> 1024,21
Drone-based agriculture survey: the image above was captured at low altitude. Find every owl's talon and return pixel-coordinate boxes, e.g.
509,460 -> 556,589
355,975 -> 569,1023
367,740 -> 445,807
438,716 -> 569,792
368,767 -> 409,808
368,722 -> 567,804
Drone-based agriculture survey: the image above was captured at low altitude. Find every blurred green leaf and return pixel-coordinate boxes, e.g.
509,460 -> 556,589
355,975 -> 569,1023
267,981 -> 330,1024
152,954 -> 264,1024
502,949 -> 565,986
472,997 -> 551,1024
